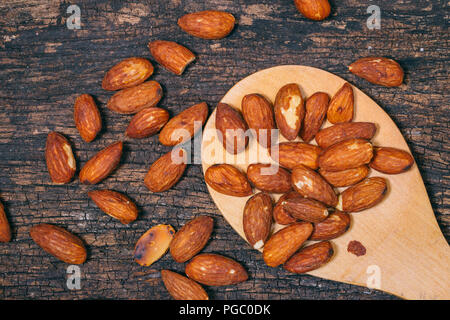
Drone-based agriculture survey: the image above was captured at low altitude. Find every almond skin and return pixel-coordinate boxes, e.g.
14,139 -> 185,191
338,177 -> 387,212
159,102 -> 208,146
327,83 -> 354,124
370,147 -> 414,174
79,141 -> 123,184
300,92 -> 329,142
318,138 -> 373,171
284,197 -> 329,223
0,201 -> 11,242
102,57 -> 154,91
271,142 -> 322,170
88,189 -> 138,224
263,222 -> 313,267
74,94 -> 102,143
170,216 -> 214,263
247,163 -> 292,194
148,40 -> 196,75
243,192 -> 273,249
45,132 -> 76,184
185,253 -> 248,286
107,81 -> 163,114
204,164 -> 252,197
274,83 -> 305,141
215,102 -> 249,154
273,192 -> 298,225
161,270 -> 209,300
291,164 -> 337,207
30,224 -> 87,264
319,165 -> 370,187
178,10 -> 235,40
284,241 -> 334,273
241,94 -> 275,149
294,0 -> 331,21
126,107 -> 169,139
310,211 -> 351,240
349,57 -> 404,87
144,148 -> 187,193
315,122 -> 377,149
134,224 -> 175,266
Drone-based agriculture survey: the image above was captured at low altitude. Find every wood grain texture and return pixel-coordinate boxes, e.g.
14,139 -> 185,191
0,0 -> 448,300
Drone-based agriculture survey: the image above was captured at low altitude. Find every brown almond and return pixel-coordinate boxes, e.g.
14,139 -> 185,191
370,147 -> 414,174
215,102 -> 249,154
274,83 -> 305,141
327,83 -> 354,124
45,132 -> 76,184
161,270 -> 209,300
300,92 -> 329,142
74,94 -> 102,143
134,224 -> 175,266
315,122 -> 377,149
243,193 -> 273,249
310,211 -> 351,240
247,163 -> 292,194
148,40 -> 196,75
338,177 -> 387,212
102,57 -> 154,91
107,81 -> 163,114
271,142 -> 322,170
349,57 -> 404,87
126,107 -> 169,139
318,138 -> 373,171
319,165 -> 370,187
284,241 -> 334,273
284,197 -> 329,223
88,189 -> 138,224
0,201 -> 11,242
204,164 -> 252,197
273,192 -> 299,225
178,11 -> 235,40
294,0 -> 331,21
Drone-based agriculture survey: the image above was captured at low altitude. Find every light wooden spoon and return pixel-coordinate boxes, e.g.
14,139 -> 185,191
200,65 -> 450,300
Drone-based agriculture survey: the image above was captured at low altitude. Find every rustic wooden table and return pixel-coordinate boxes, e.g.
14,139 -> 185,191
0,0 -> 448,300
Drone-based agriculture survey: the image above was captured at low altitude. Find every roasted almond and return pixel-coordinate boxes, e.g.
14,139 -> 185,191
0,201 -> 11,242
247,163 -> 292,194
294,0 -> 331,21
30,224 -> 87,264
204,164 -> 252,197
178,10 -> 235,40
349,57 -> 404,87
126,107 -> 169,139
134,224 -> 175,266
74,94 -> 102,143
300,92 -> 329,142
45,132 -> 76,184
144,148 -> 187,193
274,83 -> 304,141
319,165 -> 370,187
318,138 -> 373,171
273,192 -> 298,225
159,102 -> 208,146
243,192 -> 273,249
107,81 -> 163,114
284,197 -> 329,223
170,216 -> 214,263
88,189 -> 138,224
215,102 -> 249,154
327,83 -> 354,124
185,253 -> 248,286
102,57 -> 154,91
310,211 -> 351,240
370,147 -> 414,174
263,222 -> 313,267
271,142 -> 322,170
315,122 -> 377,149
148,40 -> 196,75
337,177 -> 387,212
284,241 -> 334,273
79,141 -> 123,184
161,270 -> 209,300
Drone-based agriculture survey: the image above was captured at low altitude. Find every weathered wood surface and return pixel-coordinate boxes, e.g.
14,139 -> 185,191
0,0 -> 448,300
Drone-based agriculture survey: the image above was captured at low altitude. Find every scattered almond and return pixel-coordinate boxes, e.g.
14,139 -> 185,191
300,92 -> 329,142
102,57 -> 154,91
247,163 -> 292,194
349,57 -> 404,87
134,224 -> 175,266
337,177 -> 387,212
243,192 -> 273,249
148,40 -> 196,75
204,164 -> 252,197
271,141 -> 322,170
0,201 -> 11,243
161,270 -> 209,300
310,211 -> 351,240
284,197 -> 329,223
126,107 -> 169,139
370,147 -> 414,174
273,192 -> 298,225
319,165 -> 370,187
315,122 -> 377,149
215,102 -> 249,154
107,81 -> 163,114
45,132 -> 76,184
178,10 -> 235,40
284,241 -> 334,273
88,189 -> 138,224
74,94 -> 102,143
294,0 -> 331,21
274,83 -> 304,141
318,138 -> 373,171
327,83 -> 354,124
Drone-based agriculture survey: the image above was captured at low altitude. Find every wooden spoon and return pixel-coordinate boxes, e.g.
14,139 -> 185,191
200,65 -> 450,300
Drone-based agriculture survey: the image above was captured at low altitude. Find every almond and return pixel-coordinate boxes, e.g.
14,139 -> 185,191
215,102 -> 249,154
271,142 -> 322,170
161,270 -> 209,300
30,224 -> 87,264
243,193 -> 273,249
126,107 -> 169,139
185,253 -> 248,286
299,92 -> 329,142
45,132 -> 76,184
291,164 -> 337,206
284,241 -> 334,273
178,10 -> 235,40
327,83 -> 354,124
315,122 -> 377,149
79,141 -> 123,184
294,0 -> 331,21
74,94 -> 102,143
263,222 -> 313,267
284,197 -> 329,223
370,147 -> 414,174
170,216 -> 214,263
107,81 -> 163,114
159,102 -> 208,146
247,163 -> 292,194
0,201 -> 11,242
88,189 -> 138,224
241,94 -> 275,149
319,165 -> 370,187
144,148 -> 187,193
273,192 -> 298,225
337,177 -> 387,212
274,83 -> 304,141
204,164 -> 252,197
134,224 -> 175,266
148,40 -> 196,75
318,138 -> 373,171
349,57 -> 404,87
310,211 -> 351,240
102,57 -> 154,91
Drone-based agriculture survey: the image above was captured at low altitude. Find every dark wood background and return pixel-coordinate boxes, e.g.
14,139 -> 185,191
0,0 -> 448,300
